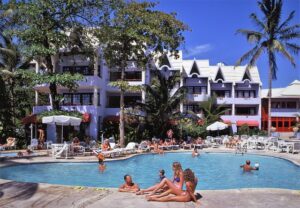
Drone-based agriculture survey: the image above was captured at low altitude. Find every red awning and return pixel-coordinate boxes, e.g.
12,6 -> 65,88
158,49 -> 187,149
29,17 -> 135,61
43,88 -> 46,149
222,120 -> 232,125
22,114 -> 37,125
236,120 -> 259,127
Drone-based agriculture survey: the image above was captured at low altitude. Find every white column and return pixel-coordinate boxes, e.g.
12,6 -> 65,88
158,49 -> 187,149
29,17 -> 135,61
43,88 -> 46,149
232,104 -> 235,116
94,49 -> 99,76
93,87 -> 98,106
232,83 -> 235,98
35,61 -> 39,74
35,90 -> 39,105
207,79 -> 211,96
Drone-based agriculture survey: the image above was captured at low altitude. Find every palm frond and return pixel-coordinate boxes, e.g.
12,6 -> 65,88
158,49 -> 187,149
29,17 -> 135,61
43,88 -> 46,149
277,11 -> 295,32
248,45 -> 264,67
273,40 -> 295,67
236,29 -> 263,43
279,32 -> 300,41
235,45 -> 259,66
249,13 -> 266,31
285,43 -> 300,55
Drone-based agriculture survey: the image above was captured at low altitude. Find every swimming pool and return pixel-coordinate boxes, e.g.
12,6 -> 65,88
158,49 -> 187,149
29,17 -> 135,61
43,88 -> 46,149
0,153 -> 300,190
0,152 -> 36,158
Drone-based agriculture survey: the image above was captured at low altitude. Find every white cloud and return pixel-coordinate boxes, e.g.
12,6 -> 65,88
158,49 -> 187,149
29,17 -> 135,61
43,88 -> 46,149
185,44 -> 213,58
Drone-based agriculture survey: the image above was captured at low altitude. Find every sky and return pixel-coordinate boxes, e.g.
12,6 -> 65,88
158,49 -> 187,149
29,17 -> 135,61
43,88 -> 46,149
152,0 -> 300,89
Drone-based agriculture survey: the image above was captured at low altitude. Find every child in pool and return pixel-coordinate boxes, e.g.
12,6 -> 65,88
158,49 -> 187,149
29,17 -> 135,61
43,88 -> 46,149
97,153 -> 106,172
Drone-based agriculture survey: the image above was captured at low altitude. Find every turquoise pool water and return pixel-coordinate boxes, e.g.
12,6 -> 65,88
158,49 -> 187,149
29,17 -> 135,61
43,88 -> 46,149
0,153 -> 300,190
0,152 -> 36,157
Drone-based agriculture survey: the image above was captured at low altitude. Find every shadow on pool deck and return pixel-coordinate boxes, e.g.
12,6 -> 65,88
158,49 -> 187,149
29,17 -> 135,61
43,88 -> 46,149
0,181 -> 38,206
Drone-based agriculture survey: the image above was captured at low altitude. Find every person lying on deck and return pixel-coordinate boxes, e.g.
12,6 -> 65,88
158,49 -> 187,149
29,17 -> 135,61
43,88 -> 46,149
119,175 -> 140,193
146,168 -> 201,204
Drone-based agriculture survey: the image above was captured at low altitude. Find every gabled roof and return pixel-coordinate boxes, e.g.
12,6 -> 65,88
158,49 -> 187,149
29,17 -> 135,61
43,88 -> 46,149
215,67 -> 225,81
159,54 -> 171,68
261,80 -> 300,98
242,68 -> 252,81
190,61 -> 200,75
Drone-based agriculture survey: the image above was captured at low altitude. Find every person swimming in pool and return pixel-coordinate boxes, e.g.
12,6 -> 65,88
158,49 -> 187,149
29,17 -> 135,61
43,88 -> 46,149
240,160 -> 259,172
136,162 -> 184,195
159,169 -> 166,181
119,174 -> 140,193
97,153 -> 106,172
192,147 -> 199,157
146,168 -> 201,204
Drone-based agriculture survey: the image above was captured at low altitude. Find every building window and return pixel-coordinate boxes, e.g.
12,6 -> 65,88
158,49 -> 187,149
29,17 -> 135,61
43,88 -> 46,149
63,93 -> 95,106
62,66 -> 93,75
287,102 -> 296,108
82,93 -> 93,105
64,94 -> 72,105
235,107 -> 257,115
73,94 -> 81,105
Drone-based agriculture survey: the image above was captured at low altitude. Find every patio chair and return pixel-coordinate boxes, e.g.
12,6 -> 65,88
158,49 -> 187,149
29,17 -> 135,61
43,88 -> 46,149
138,141 -> 150,152
289,142 -> 300,154
28,138 -> 38,150
122,142 -> 138,154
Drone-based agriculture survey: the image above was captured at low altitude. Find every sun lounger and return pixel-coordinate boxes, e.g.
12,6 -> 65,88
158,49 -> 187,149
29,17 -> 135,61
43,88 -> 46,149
0,137 -> 16,150
289,142 -> 300,154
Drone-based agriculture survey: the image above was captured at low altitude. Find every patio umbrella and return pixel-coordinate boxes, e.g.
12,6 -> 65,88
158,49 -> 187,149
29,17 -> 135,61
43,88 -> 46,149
206,121 -> 228,136
206,121 -> 228,131
42,115 -> 82,142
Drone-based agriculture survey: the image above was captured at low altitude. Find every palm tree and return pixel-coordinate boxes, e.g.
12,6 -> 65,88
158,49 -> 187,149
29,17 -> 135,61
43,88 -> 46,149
140,70 -> 187,138
236,0 -> 300,136
200,94 -> 229,125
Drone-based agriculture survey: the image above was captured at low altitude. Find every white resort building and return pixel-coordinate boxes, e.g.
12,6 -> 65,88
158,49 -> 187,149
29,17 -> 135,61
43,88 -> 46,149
30,51 -> 262,142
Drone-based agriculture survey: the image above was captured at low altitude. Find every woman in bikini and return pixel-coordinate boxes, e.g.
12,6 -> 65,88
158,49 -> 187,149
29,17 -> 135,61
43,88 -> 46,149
136,162 -> 183,195
147,168 -> 199,203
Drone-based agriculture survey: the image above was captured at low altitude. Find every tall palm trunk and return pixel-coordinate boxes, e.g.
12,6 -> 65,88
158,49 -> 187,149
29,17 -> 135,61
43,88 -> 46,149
267,50 -> 273,136
119,66 -> 125,147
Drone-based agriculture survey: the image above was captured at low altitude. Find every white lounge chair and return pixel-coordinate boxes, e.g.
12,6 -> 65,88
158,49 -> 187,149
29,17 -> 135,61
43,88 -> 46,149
289,142 -> 300,154
122,142 -> 137,154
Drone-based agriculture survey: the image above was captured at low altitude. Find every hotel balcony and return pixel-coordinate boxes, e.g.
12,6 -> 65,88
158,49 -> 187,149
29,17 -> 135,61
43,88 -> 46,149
270,108 -> 300,117
33,105 -> 101,115
186,94 -> 209,102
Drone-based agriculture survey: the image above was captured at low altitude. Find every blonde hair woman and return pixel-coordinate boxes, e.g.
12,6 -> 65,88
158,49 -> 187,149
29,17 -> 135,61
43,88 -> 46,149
136,162 -> 184,195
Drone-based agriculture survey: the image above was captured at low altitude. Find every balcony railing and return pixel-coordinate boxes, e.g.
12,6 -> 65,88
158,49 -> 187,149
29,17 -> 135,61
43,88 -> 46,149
110,71 -> 142,81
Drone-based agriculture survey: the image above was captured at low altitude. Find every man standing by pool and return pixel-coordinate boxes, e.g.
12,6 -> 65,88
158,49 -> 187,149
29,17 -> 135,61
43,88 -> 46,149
119,175 -> 140,193
240,160 -> 259,172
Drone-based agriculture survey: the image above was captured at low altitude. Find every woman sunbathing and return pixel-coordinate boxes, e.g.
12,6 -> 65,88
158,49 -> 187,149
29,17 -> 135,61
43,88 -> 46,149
146,168 -> 199,203
136,162 -> 183,195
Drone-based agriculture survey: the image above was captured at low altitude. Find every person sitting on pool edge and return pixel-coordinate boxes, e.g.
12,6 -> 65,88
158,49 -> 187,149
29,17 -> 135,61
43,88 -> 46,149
119,174 -> 140,193
146,168 -> 201,204
136,162 -> 184,195
240,160 -> 259,172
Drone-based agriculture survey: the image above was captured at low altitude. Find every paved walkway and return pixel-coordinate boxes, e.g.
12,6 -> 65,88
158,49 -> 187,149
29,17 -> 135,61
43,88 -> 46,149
1,179 -> 300,208
1,148 -> 300,208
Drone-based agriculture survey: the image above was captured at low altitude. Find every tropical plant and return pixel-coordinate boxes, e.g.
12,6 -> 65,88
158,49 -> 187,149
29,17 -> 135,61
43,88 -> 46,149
96,1 -> 188,147
236,0 -> 300,136
139,70 -> 187,138
200,94 -> 229,125
1,0 -> 117,110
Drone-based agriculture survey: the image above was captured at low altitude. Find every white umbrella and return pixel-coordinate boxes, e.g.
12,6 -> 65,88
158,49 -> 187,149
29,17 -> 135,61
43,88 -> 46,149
42,115 -> 82,142
206,121 -> 228,131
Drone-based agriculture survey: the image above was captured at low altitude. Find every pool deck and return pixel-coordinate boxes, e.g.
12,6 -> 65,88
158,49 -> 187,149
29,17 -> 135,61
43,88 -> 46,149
0,148 -> 300,208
